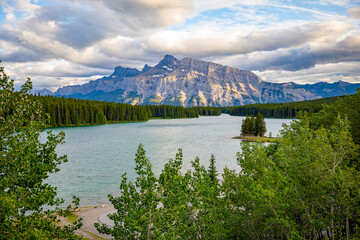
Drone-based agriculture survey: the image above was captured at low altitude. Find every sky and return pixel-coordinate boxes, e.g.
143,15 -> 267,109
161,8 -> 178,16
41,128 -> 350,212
1,0 -> 360,91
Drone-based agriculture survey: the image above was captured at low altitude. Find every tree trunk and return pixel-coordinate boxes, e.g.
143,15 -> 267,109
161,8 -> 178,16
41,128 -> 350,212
346,214 -> 350,239
147,209 -> 151,240
330,194 -> 334,240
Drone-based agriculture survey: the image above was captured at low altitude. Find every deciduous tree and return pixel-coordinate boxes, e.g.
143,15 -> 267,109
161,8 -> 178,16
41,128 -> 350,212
0,64 -> 82,239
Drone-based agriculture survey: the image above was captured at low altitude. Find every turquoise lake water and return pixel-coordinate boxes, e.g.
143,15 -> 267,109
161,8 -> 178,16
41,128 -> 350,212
45,114 -> 293,206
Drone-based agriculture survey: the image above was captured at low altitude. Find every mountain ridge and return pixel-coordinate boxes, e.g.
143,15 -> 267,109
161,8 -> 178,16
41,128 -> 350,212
40,55 -> 359,106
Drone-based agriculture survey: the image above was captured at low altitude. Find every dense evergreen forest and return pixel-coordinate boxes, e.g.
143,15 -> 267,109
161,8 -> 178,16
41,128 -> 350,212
31,95 -> 219,127
222,95 -> 344,118
193,106 -> 221,116
29,93 -> 347,128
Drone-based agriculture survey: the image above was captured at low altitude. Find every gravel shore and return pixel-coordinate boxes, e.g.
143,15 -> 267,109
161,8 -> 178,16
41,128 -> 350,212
60,204 -> 116,239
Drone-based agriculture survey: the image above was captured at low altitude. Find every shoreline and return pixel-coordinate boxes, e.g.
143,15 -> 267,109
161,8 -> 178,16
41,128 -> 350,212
60,204 -> 115,240
43,116 -> 203,130
232,135 -> 278,143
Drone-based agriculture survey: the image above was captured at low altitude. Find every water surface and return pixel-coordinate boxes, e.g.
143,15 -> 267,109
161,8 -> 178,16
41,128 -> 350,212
45,114 -> 293,206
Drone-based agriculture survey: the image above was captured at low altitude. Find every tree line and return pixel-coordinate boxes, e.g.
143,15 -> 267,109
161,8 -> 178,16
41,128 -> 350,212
29,93 -> 345,128
221,96 -> 342,118
30,95 -> 217,127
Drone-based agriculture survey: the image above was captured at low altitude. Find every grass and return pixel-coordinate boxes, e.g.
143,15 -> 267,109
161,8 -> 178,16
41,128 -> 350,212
232,136 -> 278,143
83,230 -> 107,240
65,212 -> 79,223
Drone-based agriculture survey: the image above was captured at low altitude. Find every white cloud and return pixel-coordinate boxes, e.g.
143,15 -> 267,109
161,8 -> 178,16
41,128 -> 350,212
254,62 -> 360,84
0,0 -> 39,13
348,7 -> 360,18
147,21 -> 352,58
1,0 -> 360,90
59,0 -> 195,31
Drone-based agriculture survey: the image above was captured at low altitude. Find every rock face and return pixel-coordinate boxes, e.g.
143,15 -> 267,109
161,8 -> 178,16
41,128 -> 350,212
53,55 -> 359,106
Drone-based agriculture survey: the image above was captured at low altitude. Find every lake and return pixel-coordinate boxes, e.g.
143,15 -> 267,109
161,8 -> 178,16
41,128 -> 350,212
45,114 -> 293,206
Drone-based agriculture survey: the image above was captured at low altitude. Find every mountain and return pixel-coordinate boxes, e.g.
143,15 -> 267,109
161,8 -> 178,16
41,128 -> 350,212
55,66 -> 142,96
294,81 -> 360,98
31,88 -> 54,96
53,55 -> 359,107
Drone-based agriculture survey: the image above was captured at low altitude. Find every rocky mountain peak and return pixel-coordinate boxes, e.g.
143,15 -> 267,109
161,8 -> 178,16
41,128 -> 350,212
141,64 -> 152,73
52,55 -> 360,107
155,55 -> 180,70
336,80 -> 349,86
111,66 -> 141,78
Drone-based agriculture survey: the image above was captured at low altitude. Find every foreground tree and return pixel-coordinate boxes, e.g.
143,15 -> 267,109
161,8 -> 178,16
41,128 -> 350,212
98,93 -> 360,239
95,144 -> 161,239
96,146 -> 226,239
0,64 -> 82,239
230,114 -> 360,239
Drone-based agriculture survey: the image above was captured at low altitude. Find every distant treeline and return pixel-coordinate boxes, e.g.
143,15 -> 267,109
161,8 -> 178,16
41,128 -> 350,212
221,95 -> 344,118
32,95 -> 205,127
29,94 -> 347,127
194,107 -> 221,116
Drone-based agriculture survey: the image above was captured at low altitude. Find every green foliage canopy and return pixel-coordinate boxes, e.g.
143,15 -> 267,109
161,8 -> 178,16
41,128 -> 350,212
0,65 -> 82,239
99,91 -> 360,239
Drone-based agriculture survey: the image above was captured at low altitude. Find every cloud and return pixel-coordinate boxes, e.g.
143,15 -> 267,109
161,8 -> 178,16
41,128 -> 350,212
147,21 -> 352,58
0,0 -> 39,13
3,60 -> 113,91
254,61 -> 360,84
0,0 -> 195,69
1,0 -> 360,89
213,30 -> 360,72
60,0 -> 195,31
348,7 -> 360,18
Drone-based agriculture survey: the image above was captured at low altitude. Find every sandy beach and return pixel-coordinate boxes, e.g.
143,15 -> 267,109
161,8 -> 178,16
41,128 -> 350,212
60,204 -> 116,239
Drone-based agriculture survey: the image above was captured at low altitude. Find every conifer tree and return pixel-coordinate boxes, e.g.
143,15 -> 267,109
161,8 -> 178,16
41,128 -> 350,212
241,116 -> 256,135
249,115 -> 255,135
254,112 -> 266,136
241,116 -> 251,135
208,154 -> 218,183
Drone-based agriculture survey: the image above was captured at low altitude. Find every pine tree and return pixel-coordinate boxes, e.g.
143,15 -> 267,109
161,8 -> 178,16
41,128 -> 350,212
254,112 -> 266,136
208,154 -> 218,183
249,115 -> 255,135
241,116 -> 255,135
